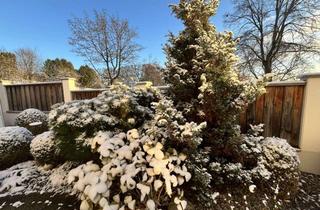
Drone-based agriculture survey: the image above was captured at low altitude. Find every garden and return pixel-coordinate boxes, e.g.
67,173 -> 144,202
0,0 -> 320,210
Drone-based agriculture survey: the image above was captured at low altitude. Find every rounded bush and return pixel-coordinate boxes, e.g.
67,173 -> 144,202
0,126 -> 33,169
15,108 -> 48,135
30,131 -> 60,164
185,136 -> 300,209
261,137 -> 300,197
48,83 -> 159,162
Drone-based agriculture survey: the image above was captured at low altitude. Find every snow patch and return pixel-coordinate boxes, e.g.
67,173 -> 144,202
11,201 -> 24,208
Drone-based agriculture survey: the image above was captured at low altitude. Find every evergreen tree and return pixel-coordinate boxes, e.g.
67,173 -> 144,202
162,0 -> 298,208
78,65 -> 101,88
165,0 -> 261,151
43,58 -> 78,80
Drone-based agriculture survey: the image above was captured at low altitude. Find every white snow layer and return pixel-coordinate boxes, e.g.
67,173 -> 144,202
0,161 -> 74,198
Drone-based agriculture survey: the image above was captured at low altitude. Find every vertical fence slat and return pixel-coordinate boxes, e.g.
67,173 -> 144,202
40,85 -> 47,111
15,86 -> 21,111
56,84 -> 63,103
6,87 -> 13,111
30,85 -> 36,109
271,87 -> 284,137
255,94 -> 265,124
46,85 -> 53,110
51,85 -> 57,105
291,86 -> 304,147
25,85 -> 31,108
20,86 -> 27,110
263,87 -> 275,136
280,86 -> 294,141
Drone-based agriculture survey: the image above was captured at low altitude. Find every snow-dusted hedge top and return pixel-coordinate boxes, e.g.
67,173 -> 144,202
15,108 -> 48,135
0,126 -> 33,169
47,84 -> 160,162
49,84 -> 159,134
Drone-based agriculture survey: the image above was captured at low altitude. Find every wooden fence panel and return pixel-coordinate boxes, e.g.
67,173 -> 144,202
71,90 -> 105,100
5,82 -> 64,111
240,84 -> 305,147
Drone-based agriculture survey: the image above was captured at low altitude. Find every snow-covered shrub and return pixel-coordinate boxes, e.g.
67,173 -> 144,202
68,129 -> 190,210
159,0 -> 300,208
15,108 -> 48,135
0,126 -> 33,169
48,83 -> 160,161
30,131 -> 61,165
261,137 -> 300,196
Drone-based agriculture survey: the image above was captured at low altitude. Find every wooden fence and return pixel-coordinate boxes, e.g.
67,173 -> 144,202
5,82 -> 64,111
71,89 -> 106,100
0,78 -> 307,148
240,82 -> 305,147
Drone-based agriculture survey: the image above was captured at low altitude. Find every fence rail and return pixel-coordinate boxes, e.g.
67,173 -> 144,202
5,82 -> 64,111
240,83 -> 305,147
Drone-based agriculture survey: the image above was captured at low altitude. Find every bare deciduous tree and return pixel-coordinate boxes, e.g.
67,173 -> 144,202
68,10 -> 142,85
225,0 -> 320,80
119,63 -> 143,86
15,48 -> 41,80
140,63 -> 165,86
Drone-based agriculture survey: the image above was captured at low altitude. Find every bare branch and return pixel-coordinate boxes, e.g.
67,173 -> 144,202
226,0 -> 320,80
68,10 -> 142,85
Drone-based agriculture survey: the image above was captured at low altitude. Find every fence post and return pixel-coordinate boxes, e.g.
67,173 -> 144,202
0,80 -> 12,126
62,78 -> 77,103
299,73 -> 320,174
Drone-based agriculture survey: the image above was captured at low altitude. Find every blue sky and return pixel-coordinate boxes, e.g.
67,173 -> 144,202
0,0 -> 232,68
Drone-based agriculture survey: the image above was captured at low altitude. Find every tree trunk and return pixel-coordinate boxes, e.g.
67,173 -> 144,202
262,60 -> 273,81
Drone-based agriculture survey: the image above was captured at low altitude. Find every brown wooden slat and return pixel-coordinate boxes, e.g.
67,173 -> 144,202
30,85 -> 37,108
239,110 -> 247,133
255,94 -> 265,124
40,85 -> 47,111
291,86 -> 304,147
280,86 -> 294,141
51,84 -> 57,105
271,87 -> 284,137
20,86 -> 27,110
56,84 -> 63,103
25,85 -> 31,108
46,85 -> 53,109
16,86 -> 23,111
35,85 -> 42,110
6,87 -> 13,111
263,87 -> 275,137
246,102 -> 255,127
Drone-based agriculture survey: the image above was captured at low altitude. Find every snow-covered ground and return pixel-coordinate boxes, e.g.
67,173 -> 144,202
0,161 -> 79,209
0,161 -> 73,198
0,161 -> 319,209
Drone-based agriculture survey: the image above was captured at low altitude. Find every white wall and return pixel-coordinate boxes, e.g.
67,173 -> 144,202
299,73 -> 320,174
